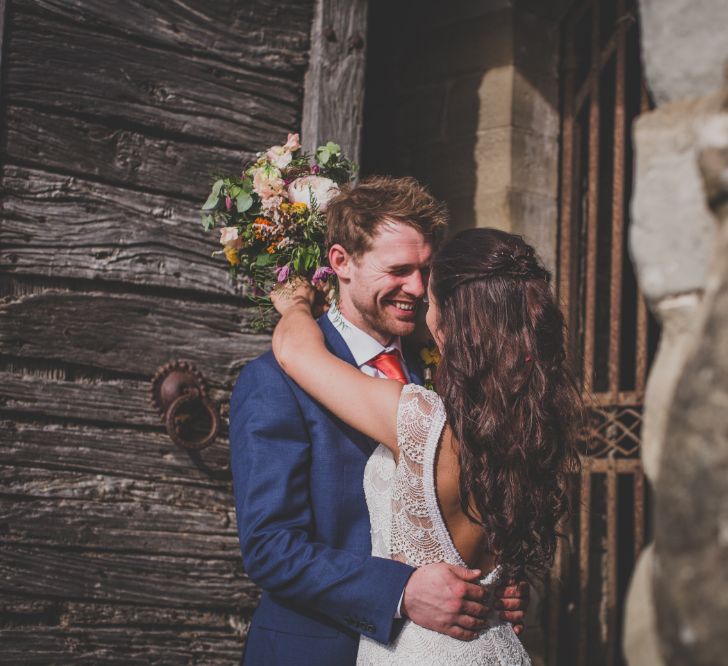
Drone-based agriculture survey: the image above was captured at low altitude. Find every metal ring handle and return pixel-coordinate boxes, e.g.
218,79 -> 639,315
164,388 -> 219,451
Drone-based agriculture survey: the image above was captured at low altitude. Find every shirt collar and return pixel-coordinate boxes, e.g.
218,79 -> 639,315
327,303 -> 403,368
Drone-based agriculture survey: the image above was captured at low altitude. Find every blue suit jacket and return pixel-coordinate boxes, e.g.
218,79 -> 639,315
230,315 -> 422,665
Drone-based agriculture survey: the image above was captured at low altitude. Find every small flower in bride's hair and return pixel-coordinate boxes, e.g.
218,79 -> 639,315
275,264 -> 291,283
311,266 -> 335,284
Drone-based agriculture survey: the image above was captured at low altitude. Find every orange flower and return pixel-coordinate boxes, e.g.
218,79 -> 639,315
255,217 -> 273,226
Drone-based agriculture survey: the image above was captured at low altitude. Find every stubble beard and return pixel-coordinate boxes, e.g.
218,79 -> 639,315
348,292 -> 417,342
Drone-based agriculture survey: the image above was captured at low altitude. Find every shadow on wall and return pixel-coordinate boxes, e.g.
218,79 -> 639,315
362,0 -> 563,241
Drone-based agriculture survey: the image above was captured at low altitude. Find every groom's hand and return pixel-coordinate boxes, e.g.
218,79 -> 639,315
400,563 -> 489,641
493,579 -> 529,635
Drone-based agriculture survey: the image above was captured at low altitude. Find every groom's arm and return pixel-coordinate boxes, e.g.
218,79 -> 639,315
229,357 -> 414,644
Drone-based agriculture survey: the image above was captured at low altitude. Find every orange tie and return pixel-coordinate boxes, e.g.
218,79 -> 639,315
368,350 -> 408,385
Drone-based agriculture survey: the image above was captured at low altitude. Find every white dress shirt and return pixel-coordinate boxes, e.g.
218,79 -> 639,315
327,305 -> 410,618
327,305 -> 411,382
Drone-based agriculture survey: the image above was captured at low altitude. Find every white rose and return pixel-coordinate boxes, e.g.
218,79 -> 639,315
287,176 -> 339,211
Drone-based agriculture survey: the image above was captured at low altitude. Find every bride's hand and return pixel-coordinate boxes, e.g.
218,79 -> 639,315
270,278 -> 317,316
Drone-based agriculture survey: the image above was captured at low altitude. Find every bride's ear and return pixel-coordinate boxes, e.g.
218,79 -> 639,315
328,244 -> 351,282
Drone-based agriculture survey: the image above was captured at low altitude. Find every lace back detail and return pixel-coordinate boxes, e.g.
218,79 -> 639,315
391,384 -> 466,567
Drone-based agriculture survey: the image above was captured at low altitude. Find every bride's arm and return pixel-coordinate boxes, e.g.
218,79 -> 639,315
271,284 -> 401,452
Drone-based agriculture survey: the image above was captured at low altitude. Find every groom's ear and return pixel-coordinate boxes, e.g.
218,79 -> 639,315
328,244 -> 352,282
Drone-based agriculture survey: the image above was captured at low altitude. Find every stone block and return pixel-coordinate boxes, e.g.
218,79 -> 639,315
510,127 -> 559,197
395,84 -> 448,141
511,68 -> 559,138
513,9 -> 558,80
509,188 -> 558,275
629,94 -> 721,304
411,128 -> 513,202
653,99 -> 728,665
446,67 -> 514,136
639,0 -> 728,106
400,8 -> 513,86
641,294 -> 703,481
623,545 -> 665,666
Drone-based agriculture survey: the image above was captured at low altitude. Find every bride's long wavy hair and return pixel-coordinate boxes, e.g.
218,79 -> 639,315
431,228 -> 581,575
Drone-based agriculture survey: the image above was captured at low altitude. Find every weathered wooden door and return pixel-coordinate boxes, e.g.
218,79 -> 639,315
0,1 -> 313,662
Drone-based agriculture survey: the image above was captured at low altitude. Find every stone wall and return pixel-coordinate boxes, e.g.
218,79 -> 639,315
624,1 -> 728,664
363,0 -> 561,272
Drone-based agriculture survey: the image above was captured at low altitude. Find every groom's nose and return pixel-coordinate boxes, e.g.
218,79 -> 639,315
402,269 -> 426,298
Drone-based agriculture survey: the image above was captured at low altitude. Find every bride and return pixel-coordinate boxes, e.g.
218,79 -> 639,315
271,228 -> 580,665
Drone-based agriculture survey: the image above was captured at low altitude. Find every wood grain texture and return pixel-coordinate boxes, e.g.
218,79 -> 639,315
4,108 -> 254,200
5,5 -> 305,147
0,286 -> 270,385
1,466 -> 238,558
0,371 -> 164,426
0,544 -> 257,607
0,165 -> 244,294
0,369 -> 232,426
302,0 -> 368,163
21,0 -> 313,76
1,420 -> 231,488
0,626 -> 245,666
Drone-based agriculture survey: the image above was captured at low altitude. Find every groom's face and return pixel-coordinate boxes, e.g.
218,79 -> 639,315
338,220 -> 432,342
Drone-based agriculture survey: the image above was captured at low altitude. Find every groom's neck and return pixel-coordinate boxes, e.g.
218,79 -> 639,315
336,295 -> 391,347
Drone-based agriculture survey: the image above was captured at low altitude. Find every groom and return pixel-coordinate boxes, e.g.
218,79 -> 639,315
229,176 -> 528,665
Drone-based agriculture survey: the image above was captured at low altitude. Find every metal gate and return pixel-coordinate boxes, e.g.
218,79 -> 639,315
547,1 -> 658,664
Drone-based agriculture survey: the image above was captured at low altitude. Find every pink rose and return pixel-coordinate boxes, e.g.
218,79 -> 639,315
284,133 -> 301,152
220,226 -> 238,245
220,226 -> 243,248
266,145 -> 293,169
287,176 -> 339,211
253,168 -> 285,200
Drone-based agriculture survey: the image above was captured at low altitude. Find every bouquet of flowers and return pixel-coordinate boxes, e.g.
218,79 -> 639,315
200,133 -> 357,325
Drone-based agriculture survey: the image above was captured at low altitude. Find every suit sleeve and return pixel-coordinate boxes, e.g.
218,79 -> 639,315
229,358 -> 415,644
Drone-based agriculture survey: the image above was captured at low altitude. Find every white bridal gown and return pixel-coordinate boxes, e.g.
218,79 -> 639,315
358,384 -> 532,666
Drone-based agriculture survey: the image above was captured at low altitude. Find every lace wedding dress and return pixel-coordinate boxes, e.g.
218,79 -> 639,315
358,384 -> 531,666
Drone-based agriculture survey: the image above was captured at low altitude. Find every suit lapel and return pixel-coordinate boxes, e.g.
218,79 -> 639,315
319,316 -> 378,455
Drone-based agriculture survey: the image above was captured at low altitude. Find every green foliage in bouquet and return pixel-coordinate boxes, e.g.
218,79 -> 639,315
200,133 -> 357,327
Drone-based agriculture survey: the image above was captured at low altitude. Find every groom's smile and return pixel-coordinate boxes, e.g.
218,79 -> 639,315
330,219 -> 432,345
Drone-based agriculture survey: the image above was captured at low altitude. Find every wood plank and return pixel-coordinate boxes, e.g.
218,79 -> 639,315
1,421 -> 231,488
302,0 -> 368,163
0,543 -> 258,608
0,626 -> 245,665
0,596 -> 246,632
1,464 -> 239,558
22,0 -> 313,76
4,108 -> 255,200
5,7 -> 302,147
0,369 -> 232,427
0,497 -> 239,558
0,165 -> 243,294
0,371 -> 163,426
0,466 -> 231,509
0,286 -> 271,384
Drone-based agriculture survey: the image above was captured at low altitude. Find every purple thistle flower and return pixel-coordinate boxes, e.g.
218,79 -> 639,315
275,264 -> 291,283
311,165 -> 321,175
225,196 -> 233,211
312,266 -> 334,284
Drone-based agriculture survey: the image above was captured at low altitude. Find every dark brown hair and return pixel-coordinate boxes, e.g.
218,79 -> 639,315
325,175 -> 448,256
431,228 -> 581,576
